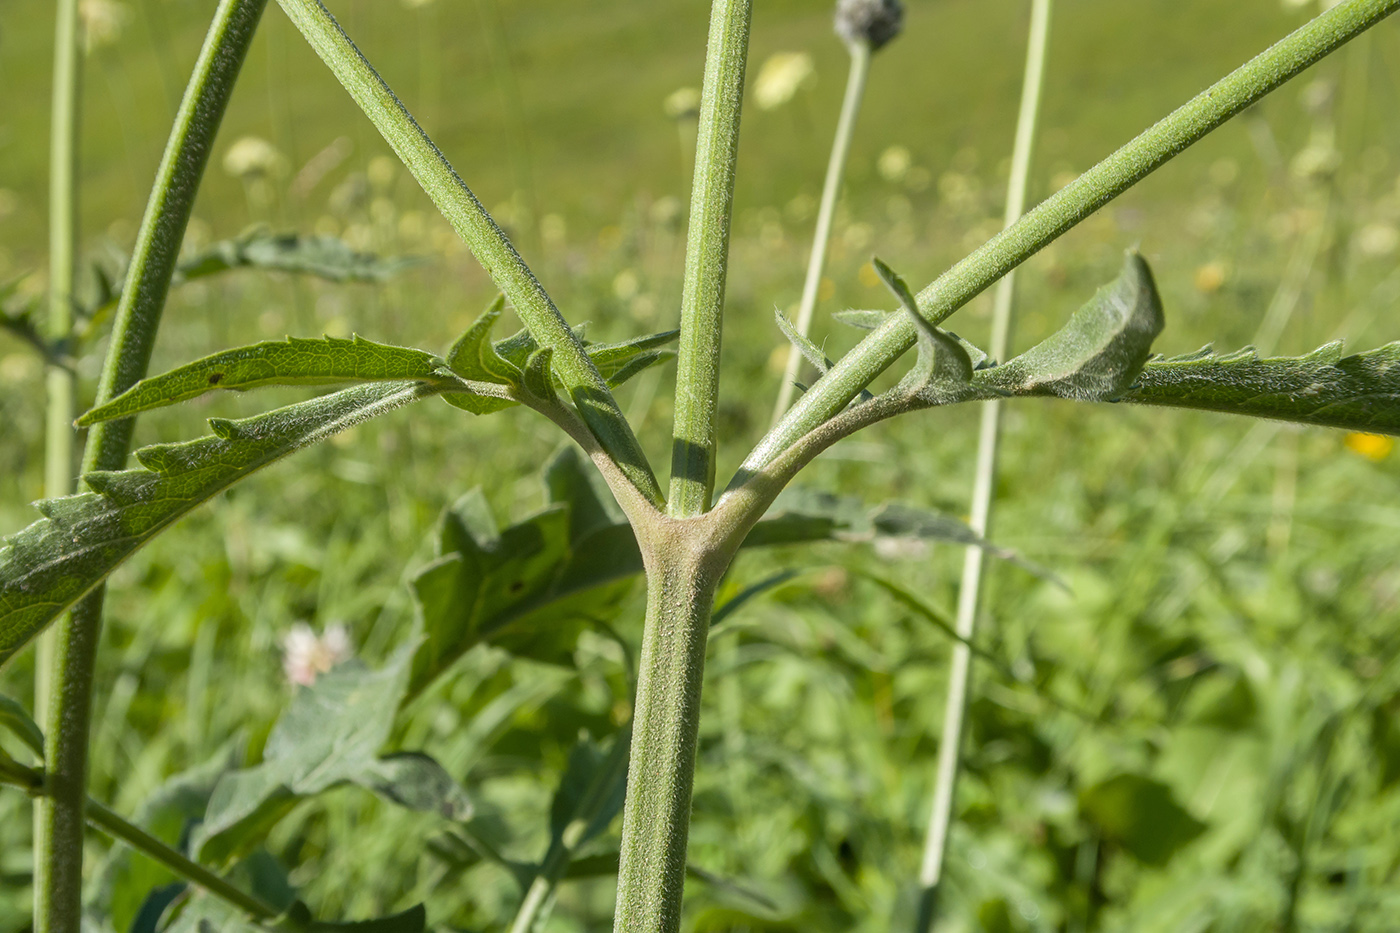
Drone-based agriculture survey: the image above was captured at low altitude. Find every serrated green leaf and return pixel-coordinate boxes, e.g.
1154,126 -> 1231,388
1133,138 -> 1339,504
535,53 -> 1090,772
0,382 -> 443,667
1119,340 -> 1400,435
176,232 -> 420,284
0,694 -> 43,758
977,251 -> 1164,400
447,295 -> 521,385
873,258 -> 977,402
78,336 -> 468,425
586,329 -> 679,380
193,643 -> 470,865
775,309 -> 835,378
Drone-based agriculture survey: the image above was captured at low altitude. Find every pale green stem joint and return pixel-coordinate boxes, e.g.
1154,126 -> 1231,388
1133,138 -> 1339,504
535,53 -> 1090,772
669,0 -> 754,518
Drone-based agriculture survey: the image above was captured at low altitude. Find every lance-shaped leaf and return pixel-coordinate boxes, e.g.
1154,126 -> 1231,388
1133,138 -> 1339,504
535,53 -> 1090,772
193,642 -> 471,866
77,335 -> 475,425
1118,340 -> 1400,435
176,231 -> 420,284
443,296 -> 521,414
774,309 -> 873,404
977,251 -> 1164,400
0,381 -> 444,667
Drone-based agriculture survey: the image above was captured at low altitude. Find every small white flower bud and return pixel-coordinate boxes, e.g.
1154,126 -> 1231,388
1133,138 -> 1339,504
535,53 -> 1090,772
834,0 -> 905,52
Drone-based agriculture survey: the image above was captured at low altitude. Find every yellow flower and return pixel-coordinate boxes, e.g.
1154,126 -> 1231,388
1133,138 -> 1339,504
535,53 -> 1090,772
1345,432 -> 1394,462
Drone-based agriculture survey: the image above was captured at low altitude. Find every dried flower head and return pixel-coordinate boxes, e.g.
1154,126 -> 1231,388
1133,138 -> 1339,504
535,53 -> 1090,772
834,0 -> 905,52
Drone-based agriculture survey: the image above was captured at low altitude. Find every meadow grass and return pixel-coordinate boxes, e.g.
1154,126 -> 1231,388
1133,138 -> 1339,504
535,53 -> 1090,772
2,0 -> 1399,929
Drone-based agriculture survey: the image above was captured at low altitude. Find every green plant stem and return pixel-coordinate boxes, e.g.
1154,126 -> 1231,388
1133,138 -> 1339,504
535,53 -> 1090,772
33,0 -> 83,926
669,0 -> 753,518
275,0 -> 662,506
770,40 -> 871,425
614,543 -> 724,932
35,4 -> 268,930
3,766 -> 277,922
913,1 -> 1052,928
731,0 -> 1400,488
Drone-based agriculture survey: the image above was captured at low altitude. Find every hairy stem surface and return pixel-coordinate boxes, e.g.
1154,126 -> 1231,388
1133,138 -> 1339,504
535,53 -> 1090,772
770,41 -> 870,424
614,541 -> 723,932
277,0 -> 662,505
36,4 -> 268,929
670,0 -> 753,517
33,0 -> 83,925
914,1 -> 1052,928
733,0 -> 1400,485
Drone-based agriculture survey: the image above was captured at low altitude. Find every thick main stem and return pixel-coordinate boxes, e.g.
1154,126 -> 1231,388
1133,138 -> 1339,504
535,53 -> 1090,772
33,0 -> 82,926
669,0 -> 753,517
733,0 -> 1400,484
613,541 -> 723,932
771,41 -> 870,424
36,4 -> 268,929
913,4 -> 1051,929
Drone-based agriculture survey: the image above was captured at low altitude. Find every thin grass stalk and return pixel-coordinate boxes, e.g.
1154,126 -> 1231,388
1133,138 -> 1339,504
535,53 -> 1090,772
669,0 -> 753,517
912,5 -> 1051,926
770,41 -> 871,424
732,0 -> 1400,485
34,4 -> 268,928
33,0 -> 83,925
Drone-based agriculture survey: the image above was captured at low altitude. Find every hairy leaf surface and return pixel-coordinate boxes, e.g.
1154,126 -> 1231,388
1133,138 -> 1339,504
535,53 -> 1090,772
193,643 -> 470,865
176,232 -> 420,284
977,251 -> 1164,400
78,336 -> 468,425
0,382 -> 443,666
1120,341 -> 1400,434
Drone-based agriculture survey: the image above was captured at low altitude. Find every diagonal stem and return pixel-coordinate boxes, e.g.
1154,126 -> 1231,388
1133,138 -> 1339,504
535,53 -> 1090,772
276,0 -> 663,506
771,40 -> 871,425
669,0 -> 753,517
730,0 -> 1400,489
913,1 -> 1052,928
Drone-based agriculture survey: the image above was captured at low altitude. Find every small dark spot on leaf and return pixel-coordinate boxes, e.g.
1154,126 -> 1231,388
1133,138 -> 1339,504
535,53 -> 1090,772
208,373 -> 224,385
509,580 -> 525,594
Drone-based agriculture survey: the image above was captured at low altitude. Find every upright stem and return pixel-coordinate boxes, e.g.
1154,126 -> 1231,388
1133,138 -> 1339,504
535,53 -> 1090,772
669,0 -> 753,518
912,2 -> 1051,928
33,0 -> 82,925
770,41 -> 871,425
35,4 -> 268,929
613,540 -> 723,932
732,0 -> 1400,485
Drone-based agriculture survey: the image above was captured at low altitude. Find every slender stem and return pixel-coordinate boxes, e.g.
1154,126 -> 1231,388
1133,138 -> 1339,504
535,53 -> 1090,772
914,6 -> 1051,926
613,542 -> 724,932
36,5 -> 268,930
33,0 -> 83,925
276,0 -> 662,506
730,0 -> 1400,488
770,41 -> 871,425
510,724 -> 632,933
4,767 -> 278,922
669,0 -> 753,518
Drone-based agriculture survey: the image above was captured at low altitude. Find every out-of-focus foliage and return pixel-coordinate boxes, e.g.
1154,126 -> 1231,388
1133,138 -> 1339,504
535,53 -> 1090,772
2,0 -> 1399,930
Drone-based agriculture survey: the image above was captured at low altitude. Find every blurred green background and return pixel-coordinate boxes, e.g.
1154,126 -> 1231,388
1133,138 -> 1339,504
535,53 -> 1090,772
3,0 -> 1400,930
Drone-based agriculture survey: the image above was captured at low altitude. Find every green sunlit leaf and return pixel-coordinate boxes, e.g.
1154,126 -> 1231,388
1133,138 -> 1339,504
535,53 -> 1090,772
1120,340 -> 1400,435
0,382 -> 444,667
77,335 -> 471,425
